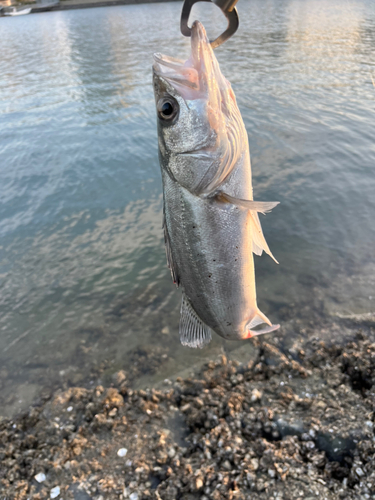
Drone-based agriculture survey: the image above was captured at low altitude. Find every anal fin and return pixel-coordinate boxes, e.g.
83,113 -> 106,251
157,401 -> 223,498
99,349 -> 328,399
163,209 -> 180,287
180,293 -> 212,348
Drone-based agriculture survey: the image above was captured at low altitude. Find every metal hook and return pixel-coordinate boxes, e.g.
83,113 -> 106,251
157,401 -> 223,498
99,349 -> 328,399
181,0 -> 239,49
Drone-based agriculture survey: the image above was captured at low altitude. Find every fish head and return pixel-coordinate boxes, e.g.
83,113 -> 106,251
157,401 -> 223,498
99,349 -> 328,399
153,21 -> 246,195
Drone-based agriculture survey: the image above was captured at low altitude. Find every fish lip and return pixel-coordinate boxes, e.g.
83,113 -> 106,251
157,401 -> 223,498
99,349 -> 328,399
153,70 -> 198,91
152,53 -> 186,80
153,52 -> 184,69
153,52 -> 200,94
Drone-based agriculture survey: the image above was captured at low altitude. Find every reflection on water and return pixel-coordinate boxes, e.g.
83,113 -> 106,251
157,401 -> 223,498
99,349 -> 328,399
0,0 -> 374,417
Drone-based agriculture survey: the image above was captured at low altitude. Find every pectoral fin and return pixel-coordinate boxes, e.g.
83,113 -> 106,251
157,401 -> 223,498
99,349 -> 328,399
163,210 -> 180,287
217,192 -> 279,214
216,192 -> 279,263
180,293 -> 212,348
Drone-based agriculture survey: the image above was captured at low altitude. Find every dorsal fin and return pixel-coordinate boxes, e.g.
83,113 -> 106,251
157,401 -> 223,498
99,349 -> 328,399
179,293 -> 212,348
215,192 -> 279,263
249,211 -> 278,264
163,209 -> 180,287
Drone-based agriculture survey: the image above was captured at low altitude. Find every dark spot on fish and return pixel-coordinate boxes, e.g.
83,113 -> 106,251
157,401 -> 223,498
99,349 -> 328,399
213,259 -> 216,261
236,246 -> 238,248
193,226 -> 195,228
208,274 -> 212,278
235,259 -> 237,261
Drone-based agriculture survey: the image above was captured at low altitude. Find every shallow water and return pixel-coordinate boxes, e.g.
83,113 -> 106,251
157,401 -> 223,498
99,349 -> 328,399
0,0 -> 374,417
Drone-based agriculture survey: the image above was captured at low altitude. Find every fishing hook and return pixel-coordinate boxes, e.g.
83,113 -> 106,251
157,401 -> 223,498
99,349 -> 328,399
181,0 -> 239,49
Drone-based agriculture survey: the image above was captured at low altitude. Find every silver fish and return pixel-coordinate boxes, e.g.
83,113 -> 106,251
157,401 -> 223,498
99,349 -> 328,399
153,21 -> 280,348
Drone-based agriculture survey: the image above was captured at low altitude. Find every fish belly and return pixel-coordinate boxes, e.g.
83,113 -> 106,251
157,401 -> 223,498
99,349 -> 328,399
163,171 -> 259,340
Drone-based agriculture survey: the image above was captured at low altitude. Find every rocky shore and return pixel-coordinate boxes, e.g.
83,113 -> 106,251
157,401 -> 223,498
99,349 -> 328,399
1,330 -> 375,500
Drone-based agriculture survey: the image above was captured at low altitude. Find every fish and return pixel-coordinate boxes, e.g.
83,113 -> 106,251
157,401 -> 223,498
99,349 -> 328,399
153,20 -> 280,348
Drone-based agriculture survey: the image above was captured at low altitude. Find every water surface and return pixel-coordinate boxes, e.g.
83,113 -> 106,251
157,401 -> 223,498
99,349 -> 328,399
0,0 -> 374,417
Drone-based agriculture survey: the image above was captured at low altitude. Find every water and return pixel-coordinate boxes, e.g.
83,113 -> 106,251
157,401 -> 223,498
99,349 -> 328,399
0,0 -> 374,418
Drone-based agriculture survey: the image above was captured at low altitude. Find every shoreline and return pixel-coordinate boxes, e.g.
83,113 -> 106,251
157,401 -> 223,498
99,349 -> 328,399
1,327 -> 375,499
29,0 -> 181,14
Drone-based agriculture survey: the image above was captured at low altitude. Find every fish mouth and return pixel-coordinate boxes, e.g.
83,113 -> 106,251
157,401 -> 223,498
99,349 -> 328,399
153,53 -> 199,99
153,53 -> 198,90
153,21 -> 212,99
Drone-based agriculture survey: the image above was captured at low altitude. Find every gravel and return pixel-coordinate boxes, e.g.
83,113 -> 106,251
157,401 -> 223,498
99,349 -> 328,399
1,330 -> 375,499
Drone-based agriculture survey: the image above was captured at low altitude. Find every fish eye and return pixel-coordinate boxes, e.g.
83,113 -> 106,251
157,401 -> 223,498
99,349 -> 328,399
157,96 -> 179,122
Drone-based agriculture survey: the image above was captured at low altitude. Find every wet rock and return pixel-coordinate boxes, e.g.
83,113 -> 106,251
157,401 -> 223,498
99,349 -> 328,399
102,388 -> 124,409
34,472 -> 46,483
250,388 -> 262,402
316,432 -> 356,463
50,486 -> 60,498
114,370 -> 127,386
276,417 -> 305,438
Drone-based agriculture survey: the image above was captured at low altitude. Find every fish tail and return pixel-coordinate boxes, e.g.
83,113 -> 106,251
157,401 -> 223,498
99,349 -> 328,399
245,309 -> 280,338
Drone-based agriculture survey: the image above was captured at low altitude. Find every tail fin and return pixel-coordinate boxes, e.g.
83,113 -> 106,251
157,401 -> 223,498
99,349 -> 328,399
245,309 -> 280,338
